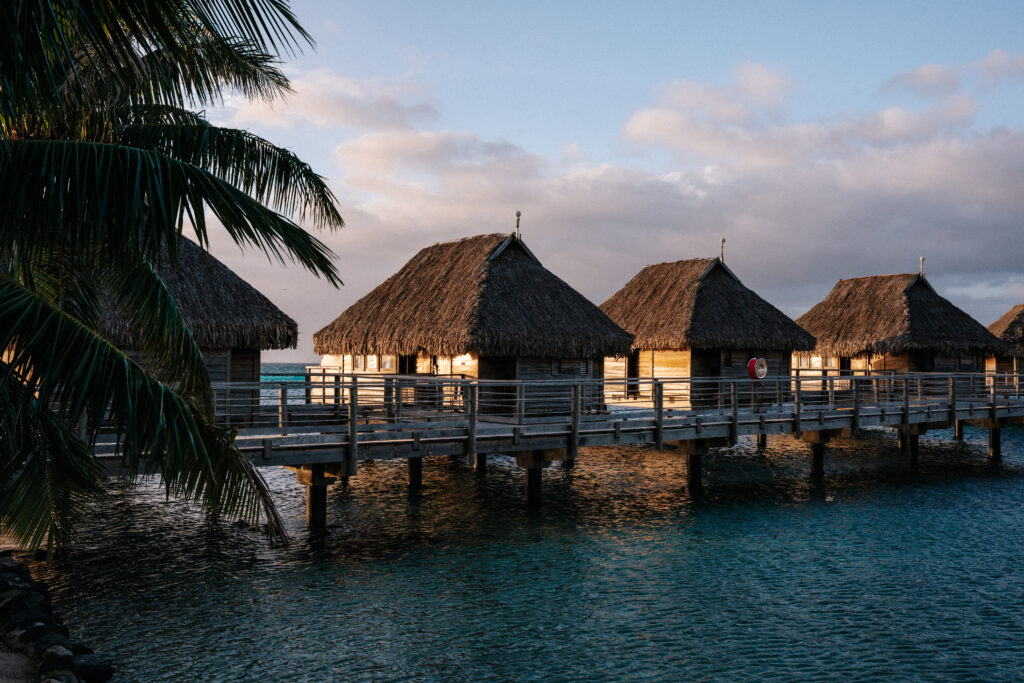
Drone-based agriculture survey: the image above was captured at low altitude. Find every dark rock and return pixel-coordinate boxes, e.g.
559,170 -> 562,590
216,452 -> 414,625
39,670 -> 80,683
19,622 -> 69,643
39,644 -> 75,674
73,654 -> 114,682
0,572 -> 29,592
71,642 -> 94,655
34,632 -> 74,658
9,610 -> 60,630
0,591 -> 50,620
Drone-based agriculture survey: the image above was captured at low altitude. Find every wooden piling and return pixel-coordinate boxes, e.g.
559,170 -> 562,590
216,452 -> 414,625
408,457 -> 422,488
728,381 -> 738,446
686,449 -> 703,492
654,380 -> 664,450
278,384 -> 288,428
954,420 -> 964,441
908,433 -> 920,469
300,464 -> 328,530
466,383 -> 478,466
569,383 -> 582,462
990,426 -> 1002,462
756,433 -> 767,450
810,443 -> 825,478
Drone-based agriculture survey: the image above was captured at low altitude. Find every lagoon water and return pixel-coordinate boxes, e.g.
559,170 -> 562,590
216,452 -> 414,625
24,365 -> 1024,681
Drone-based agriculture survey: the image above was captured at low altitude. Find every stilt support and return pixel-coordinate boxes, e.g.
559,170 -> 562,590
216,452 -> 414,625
686,450 -> 703,492
756,434 -> 767,451
990,427 -> 1002,462
954,420 -> 964,441
474,452 -> 488,474
408,457 -> 422,488
810,443 -> 825,478
517,450 -> 552,504
295,464 -> 329,530
908,433 -> 919,469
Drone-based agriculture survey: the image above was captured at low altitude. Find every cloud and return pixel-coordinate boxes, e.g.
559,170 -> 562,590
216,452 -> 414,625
883,64 -> 960,98
976,49 -> 1024,85
226,68 -> 437,130
207,59 -> 1024,360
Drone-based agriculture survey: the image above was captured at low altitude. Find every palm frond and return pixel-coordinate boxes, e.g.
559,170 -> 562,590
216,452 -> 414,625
0,139 -> 341,285
117,123 -> 344,229
0,275 -> 289,544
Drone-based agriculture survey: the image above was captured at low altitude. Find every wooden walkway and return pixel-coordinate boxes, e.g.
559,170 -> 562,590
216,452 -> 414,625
96,372 -> 1024,525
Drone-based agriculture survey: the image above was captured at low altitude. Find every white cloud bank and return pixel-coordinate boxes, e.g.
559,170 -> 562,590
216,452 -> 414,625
211,56 -> 1024,360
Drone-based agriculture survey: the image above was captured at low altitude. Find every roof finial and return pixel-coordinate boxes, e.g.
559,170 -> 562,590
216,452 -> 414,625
515,210 -> 521,239
720,237 -> 726,262
920,255 -> 925,276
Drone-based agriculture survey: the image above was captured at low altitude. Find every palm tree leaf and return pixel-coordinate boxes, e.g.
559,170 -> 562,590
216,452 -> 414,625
117,123 -> 344,229
0,139 -> 341,285
0,275 -> 288,544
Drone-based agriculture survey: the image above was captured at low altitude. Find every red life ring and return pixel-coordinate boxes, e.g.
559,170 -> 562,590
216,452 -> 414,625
747,358 -> 768,379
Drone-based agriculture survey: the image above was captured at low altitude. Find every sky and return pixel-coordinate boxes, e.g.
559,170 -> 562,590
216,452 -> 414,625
201,0 -> 1024,362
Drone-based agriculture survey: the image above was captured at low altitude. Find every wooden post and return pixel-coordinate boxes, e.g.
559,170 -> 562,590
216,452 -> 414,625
654,380 -> 664,451
395,379 -> 404,421
408,457 -> 422,488
954,420 -> 964,441
384,377 -> 394,421
908,433 -> 920,469
948,376 -> 956,426
305,370 -> 312,405
467,383 -> 479,467
686,448 -> 703,492
569,384 -> 581,462
810,443 -> 825,478
346,380 -> 358,476
333,374 -> 342,421
729,381 -> 738,446
827,375 -> 835,407
852,377 -> 861,436
305,464 -> 327,530
989,426 -> 1002,462
902,378 -> 910,430
278,384 -> 288,428
794,377 -> 802,438
526,466 -> 542,504
757,433 -> 767,450
516,383 -> 525,422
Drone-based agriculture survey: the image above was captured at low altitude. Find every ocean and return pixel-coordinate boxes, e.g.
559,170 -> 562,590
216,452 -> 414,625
23,364 -> 1024,680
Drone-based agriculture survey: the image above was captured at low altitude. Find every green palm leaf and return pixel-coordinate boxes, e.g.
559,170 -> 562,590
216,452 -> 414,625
0,139 -> 341,284
0,274 -> 288,548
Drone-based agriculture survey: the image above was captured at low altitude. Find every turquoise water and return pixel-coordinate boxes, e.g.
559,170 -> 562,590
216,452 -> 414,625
23,365 -> 1024,680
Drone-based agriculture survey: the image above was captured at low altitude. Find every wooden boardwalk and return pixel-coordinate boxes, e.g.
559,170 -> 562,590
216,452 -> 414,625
97,372 -> 1024,525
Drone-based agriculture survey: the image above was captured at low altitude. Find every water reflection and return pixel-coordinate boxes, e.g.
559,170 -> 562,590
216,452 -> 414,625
21,425 -> 1024,681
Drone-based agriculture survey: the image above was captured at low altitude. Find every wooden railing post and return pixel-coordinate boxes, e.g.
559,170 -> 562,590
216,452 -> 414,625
827,375 -> 835,407
729,381 -> 738,446
570,383 -> 582,460
991,381 -> 998,421
395,379 -> 404,421
466,383 -> 478,465
516,383 -> 525,422
902,378 -> 910,429
278,383 -> 288,428
384,377 -> 394,421
333,373 -> 342,420
948,376 -> 956,424
346,379 -> 358,476
305,370 -> 312,405
852,378 -> 860,436
794,376 -> 802,438
654,380 -> 664,450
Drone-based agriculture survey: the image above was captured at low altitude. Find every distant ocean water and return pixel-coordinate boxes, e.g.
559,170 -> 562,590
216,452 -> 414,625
22,363 -> 1024,680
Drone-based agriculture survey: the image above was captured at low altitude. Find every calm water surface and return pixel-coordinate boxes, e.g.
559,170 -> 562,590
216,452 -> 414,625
20,369 -> 1024,680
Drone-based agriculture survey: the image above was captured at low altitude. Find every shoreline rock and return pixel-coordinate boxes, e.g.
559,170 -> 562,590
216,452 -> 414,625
0,551 -> 113,682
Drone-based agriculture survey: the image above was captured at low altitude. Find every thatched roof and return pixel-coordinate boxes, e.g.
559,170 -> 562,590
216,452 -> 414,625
600,258 -> 815,352
796,273 -> 1001,357
313,233 -> 632,358
989,304 -> 1024,357
101,238 -> 297,350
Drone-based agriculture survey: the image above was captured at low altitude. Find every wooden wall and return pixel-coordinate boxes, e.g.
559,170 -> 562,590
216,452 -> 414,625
795,351 -> 983,374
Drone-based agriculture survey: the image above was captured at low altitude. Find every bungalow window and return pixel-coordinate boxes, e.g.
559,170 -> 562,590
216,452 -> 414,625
723,350 -> 733,367
367,355 -> 378,371
381,355 -> 395,371
354,355 -> 364,371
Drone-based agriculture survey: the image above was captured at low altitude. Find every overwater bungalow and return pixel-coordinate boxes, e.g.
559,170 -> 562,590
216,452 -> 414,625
599,257 -> 815,402
101,238 -> 297,417
987,304 -> 1024,377
794,272 -> 1001,375
312,232 -> 632,414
